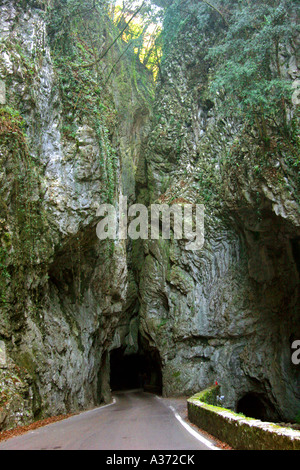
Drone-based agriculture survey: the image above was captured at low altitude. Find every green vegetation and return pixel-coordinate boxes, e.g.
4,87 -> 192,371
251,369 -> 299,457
172,371 -> 181,378
48,0 -> 118,202
0,106 -> 50,314
47,0 -> 159,203
207,1 -> 299,143
157,318 -> 168,328
111,1 -> 163,80
160,0 -> 299,175
188,392 -> 300,450
161,0 -> 298,138
194,384 -> 221,406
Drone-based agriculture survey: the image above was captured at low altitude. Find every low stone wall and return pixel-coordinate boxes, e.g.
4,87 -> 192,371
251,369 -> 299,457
188,387 -> 300,450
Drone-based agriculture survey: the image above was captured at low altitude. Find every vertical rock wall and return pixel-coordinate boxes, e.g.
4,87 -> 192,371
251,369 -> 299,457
136,0 -> 300,421
0,0 -> 151,427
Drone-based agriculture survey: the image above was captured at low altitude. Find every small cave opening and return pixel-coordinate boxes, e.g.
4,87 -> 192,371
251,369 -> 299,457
236,392 -> 280,422
110,345 -> 162,395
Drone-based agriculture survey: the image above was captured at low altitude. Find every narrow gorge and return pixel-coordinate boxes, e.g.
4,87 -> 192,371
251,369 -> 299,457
0,0 -> 299,433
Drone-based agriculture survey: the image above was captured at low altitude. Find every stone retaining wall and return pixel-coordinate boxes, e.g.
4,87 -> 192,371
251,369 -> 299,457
188,387 -> 300,450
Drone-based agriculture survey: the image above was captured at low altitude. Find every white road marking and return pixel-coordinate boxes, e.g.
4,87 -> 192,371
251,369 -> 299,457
168,405 -> 221,451
28,398 -> 118,435
65,398 -> 117,418
96,398 -> 117,410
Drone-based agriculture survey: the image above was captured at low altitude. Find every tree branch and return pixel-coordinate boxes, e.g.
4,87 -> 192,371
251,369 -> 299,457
103,40 -> 134,88
201,0 -> 229,27
75,1 -> 146,69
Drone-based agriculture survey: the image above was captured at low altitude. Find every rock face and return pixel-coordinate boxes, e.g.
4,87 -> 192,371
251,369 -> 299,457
0,0 -> 149,424
137,1 -> 300,422
0,0 -> 299,430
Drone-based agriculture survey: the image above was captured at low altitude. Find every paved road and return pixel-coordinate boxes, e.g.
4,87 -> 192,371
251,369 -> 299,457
0,390 -> 218,450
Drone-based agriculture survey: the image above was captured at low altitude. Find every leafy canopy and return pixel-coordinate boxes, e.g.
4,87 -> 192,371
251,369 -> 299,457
207,0 -> 299,139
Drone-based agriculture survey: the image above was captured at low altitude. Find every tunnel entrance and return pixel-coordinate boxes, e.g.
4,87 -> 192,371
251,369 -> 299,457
110,346 -> 162,394
236,392 -> 280,422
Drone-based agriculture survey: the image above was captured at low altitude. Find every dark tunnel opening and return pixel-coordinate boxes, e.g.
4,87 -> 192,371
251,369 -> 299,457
236,392 -> 280,422
110,346 -> 163,395
291,238 -> 300,276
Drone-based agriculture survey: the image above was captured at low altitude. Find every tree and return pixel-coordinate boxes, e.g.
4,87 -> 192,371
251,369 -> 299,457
207,0 -> 299,142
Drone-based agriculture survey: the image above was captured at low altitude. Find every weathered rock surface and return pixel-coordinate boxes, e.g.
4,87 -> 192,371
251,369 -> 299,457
0,0 -> 149,427
137,1 -> 300,422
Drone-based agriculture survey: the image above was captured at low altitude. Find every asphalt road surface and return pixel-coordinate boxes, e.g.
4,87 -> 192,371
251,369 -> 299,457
0,390 -> 219,450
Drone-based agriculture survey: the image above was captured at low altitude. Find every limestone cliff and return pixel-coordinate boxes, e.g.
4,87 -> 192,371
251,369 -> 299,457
0,0 -> 150,427
138,0 -> 300,421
